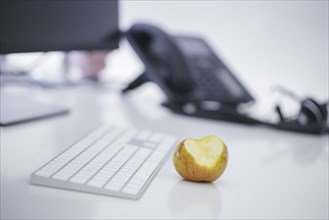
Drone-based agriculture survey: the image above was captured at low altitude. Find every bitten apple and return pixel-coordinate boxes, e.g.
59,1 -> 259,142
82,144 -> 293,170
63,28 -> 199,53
173,135 -> 228,182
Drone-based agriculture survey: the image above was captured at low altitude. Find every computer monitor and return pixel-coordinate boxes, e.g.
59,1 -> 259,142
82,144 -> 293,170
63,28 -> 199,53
0,0 -> 119,53
0,0 -> 119,126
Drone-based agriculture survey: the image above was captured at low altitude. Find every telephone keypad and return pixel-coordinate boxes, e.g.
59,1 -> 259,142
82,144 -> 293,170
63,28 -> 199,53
190,56 -> 243,103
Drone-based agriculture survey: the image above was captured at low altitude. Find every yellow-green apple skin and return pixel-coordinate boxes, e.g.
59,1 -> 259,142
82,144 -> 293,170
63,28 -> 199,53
173,135 -> 228,182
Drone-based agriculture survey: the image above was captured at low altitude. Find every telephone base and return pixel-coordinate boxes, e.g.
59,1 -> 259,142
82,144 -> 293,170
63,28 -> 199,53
162,101 -> 328,135
162,101 -> 258,125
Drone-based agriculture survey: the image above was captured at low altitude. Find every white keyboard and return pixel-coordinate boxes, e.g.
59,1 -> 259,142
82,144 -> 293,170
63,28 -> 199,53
30,125 -> 177,199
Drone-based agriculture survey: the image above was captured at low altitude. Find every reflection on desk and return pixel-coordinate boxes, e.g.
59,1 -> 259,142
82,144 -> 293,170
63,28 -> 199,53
168,180 -> 221,219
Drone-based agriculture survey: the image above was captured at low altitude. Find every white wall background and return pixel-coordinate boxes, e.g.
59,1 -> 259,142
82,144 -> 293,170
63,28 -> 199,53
5,1 -> 328,102
114,0 -> 328,101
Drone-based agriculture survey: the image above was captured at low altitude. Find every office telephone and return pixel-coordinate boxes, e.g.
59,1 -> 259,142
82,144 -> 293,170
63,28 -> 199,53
123,23 -> 255,123
124,23 -> 254,105
123,23 -> 328,133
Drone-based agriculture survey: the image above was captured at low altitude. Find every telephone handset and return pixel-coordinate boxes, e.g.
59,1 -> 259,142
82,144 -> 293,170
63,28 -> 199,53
124,23 -> 254,106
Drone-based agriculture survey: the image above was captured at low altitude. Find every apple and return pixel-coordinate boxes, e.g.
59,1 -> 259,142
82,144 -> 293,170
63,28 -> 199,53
173,135 -> 228,182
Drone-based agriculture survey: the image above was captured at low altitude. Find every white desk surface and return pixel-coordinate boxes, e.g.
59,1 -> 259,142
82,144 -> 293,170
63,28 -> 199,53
1,84 -> 328,219
1,1 -> 328,219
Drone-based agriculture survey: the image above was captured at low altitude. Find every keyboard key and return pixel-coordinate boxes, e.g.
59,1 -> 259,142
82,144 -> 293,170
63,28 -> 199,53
148,151 -> 165,163
144,142 -> 157,148
34,170 -> 53,178
135,130 -> 151,141
122,186 -> 139,195
105,185 -> 122,192
86,178 -> 107,188
123,179 -> 144,194
148,132 -> 163,143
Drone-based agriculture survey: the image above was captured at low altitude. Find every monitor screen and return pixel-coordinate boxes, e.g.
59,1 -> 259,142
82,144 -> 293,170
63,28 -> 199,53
0,0 -> 119,54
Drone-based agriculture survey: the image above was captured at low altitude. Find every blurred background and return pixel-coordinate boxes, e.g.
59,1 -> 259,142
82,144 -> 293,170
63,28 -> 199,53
3,0 -> 328,100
